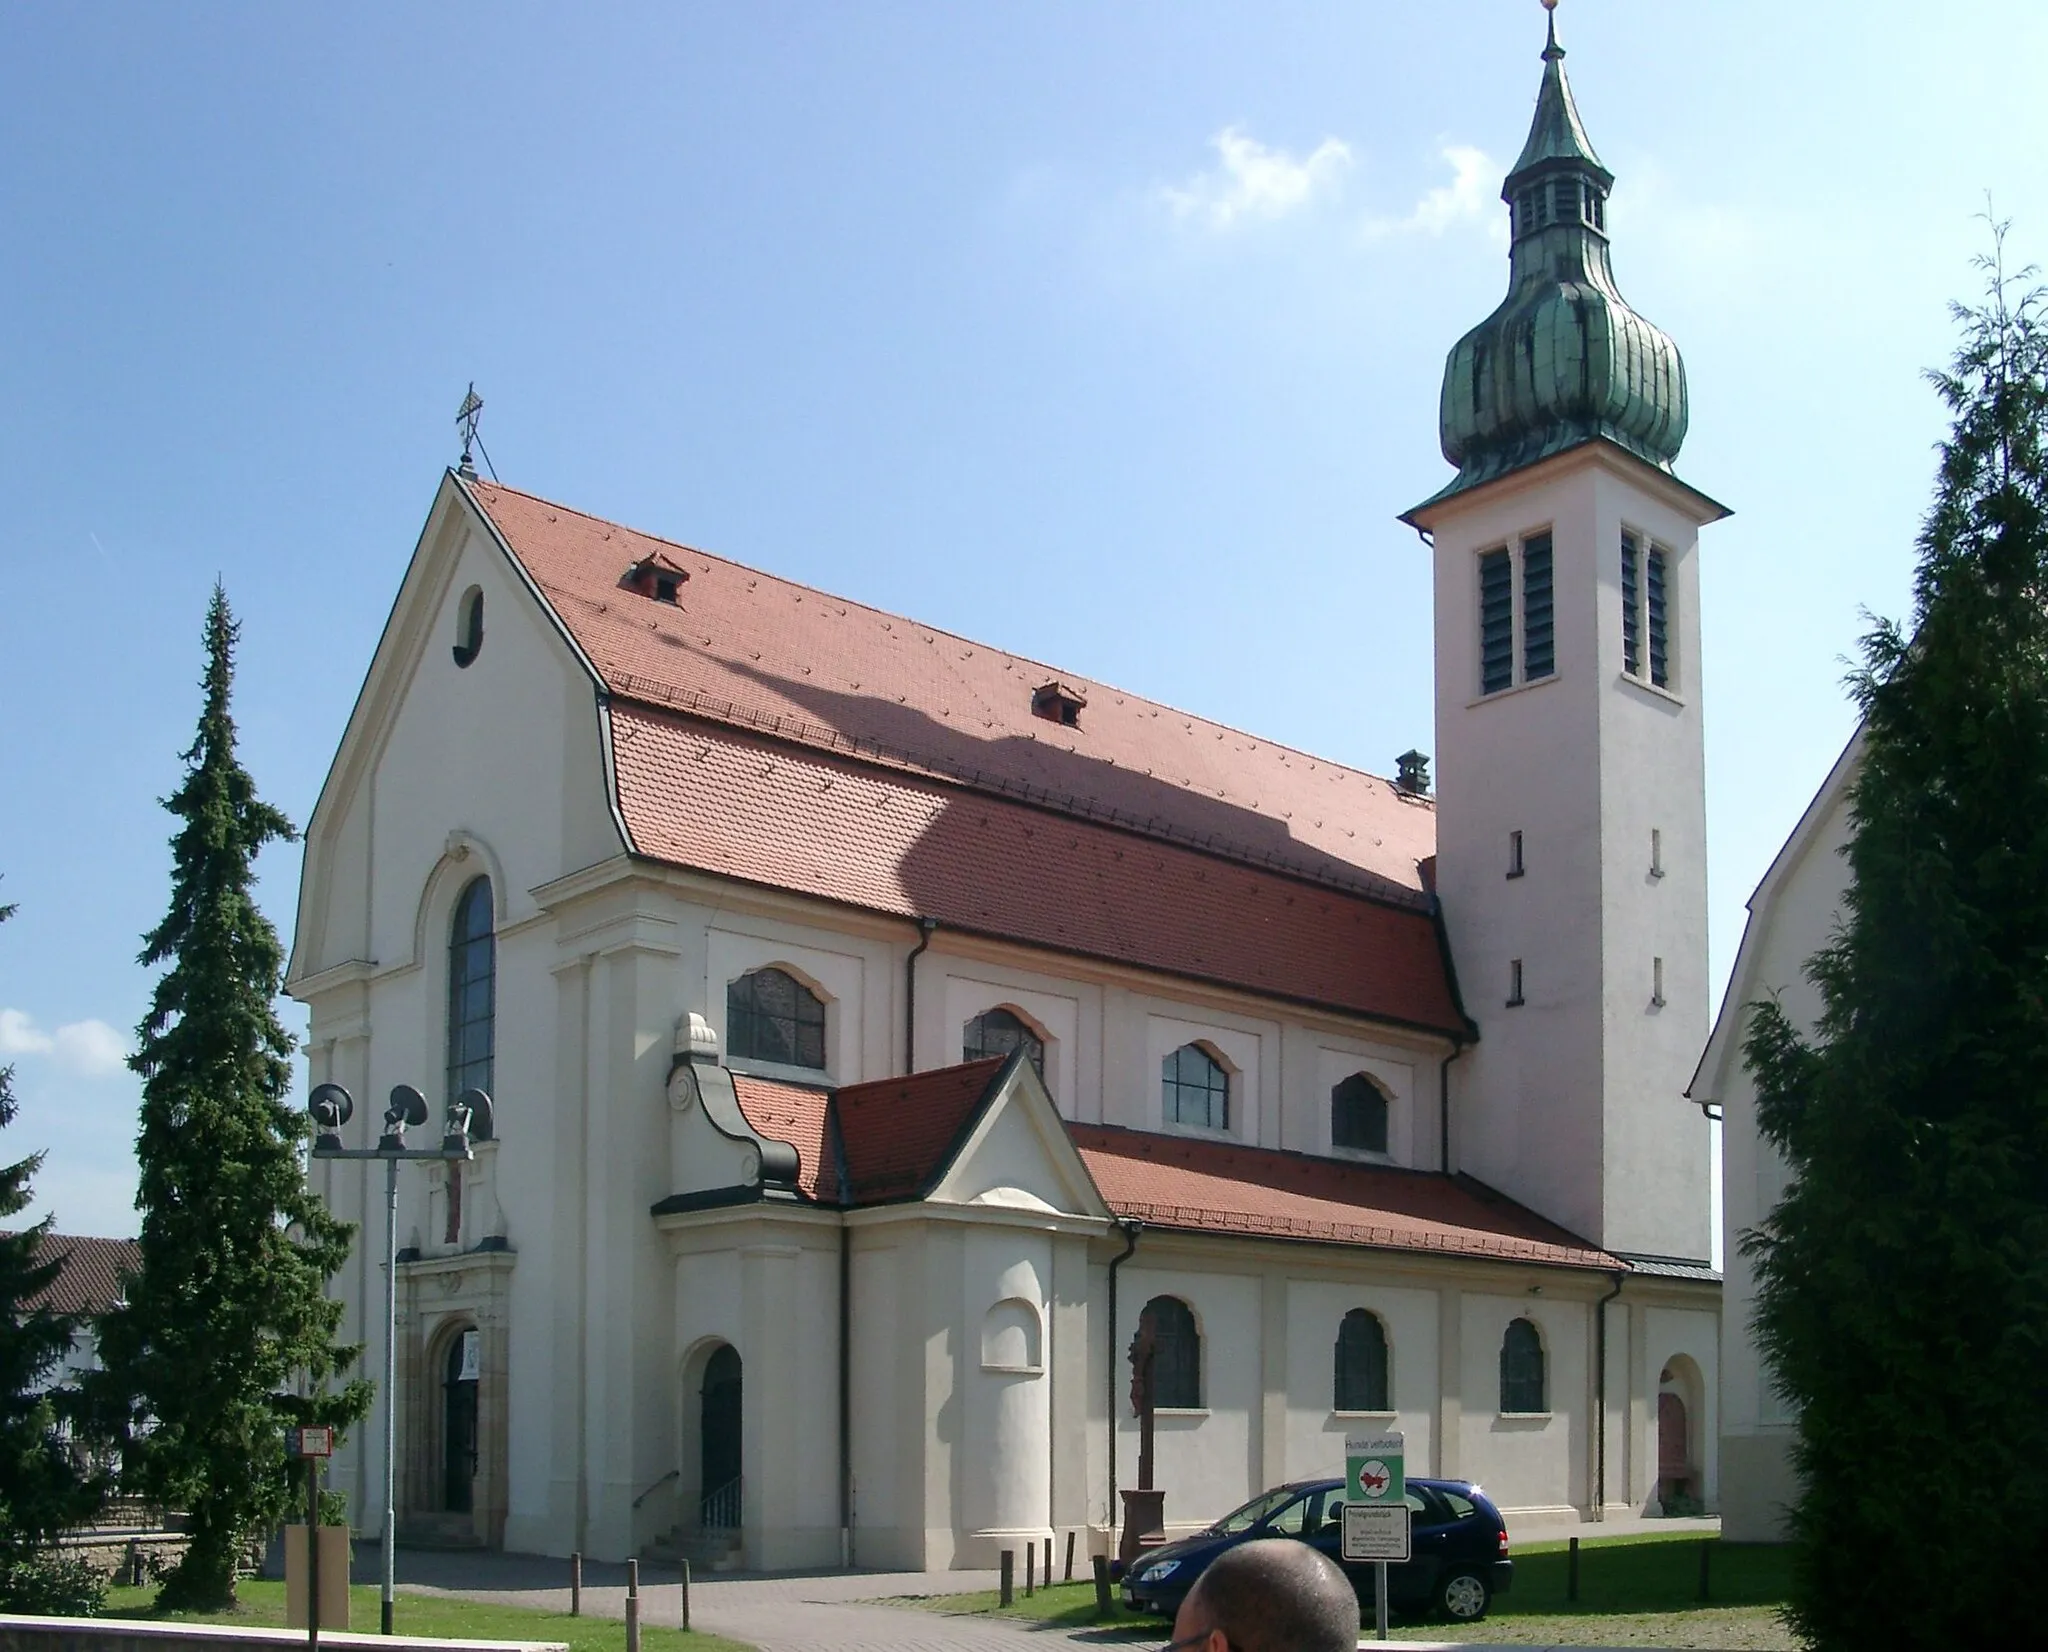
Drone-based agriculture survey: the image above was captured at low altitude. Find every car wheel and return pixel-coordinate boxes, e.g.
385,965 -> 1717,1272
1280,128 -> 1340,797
1435,1568 -> 1490,1623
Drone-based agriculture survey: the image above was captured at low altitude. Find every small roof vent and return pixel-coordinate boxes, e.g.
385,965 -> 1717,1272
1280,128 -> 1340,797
622,551 -> 691,605
1031,679 -> 1088,728
1395,749 -> 1432,798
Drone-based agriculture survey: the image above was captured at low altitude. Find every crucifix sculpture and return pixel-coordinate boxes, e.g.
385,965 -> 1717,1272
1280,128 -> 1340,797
1117,1303 -> 1168,1569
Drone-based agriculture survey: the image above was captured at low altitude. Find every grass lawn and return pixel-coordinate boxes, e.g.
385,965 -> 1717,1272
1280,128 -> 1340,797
98,1579 -> 753,1652
888,1534 -> 1798,1650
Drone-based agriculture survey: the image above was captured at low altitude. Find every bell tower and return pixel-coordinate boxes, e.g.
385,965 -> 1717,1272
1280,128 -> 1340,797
1402,4 -> 1726,1261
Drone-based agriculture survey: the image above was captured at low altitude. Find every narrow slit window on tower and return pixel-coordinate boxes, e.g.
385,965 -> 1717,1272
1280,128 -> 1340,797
1507,830 -> 1525,879
1522,532 -> 1555,680
1479,547 -> 1514,694
1507,959 -> 1525,1008
1653,956 -> 1666,1008
1650,828 -> 1664,879
1621,532 -> 1642,677
1646,545 -> 1670,688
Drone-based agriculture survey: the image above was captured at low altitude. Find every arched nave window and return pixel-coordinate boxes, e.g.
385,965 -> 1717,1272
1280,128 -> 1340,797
1499,1318 -> 1547,1414
726,967 -> 827,1070
1140,1295 -> 1201,1409
1333,1309 -> 1390,1412
963,1008 -> 1045,1079
447,878 -> 495,1103
1331,1073 -> 1391,1154
1162,1043 -> 1229,1131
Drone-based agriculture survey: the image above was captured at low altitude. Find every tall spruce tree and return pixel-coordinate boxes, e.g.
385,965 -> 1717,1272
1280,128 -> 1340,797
0,892 -> 104,1590
93,588 -> 368,1609
1743,230 -> 2048,1651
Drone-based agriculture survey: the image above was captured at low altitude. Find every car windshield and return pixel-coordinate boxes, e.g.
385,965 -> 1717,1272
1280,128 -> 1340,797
1210,1488 -> 1308,1535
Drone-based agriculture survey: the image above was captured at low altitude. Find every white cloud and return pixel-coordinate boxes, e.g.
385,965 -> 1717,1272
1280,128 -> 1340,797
1366,145 -> 1501,240
0,1009 -> 130,1078
1160,126 -> 1353,231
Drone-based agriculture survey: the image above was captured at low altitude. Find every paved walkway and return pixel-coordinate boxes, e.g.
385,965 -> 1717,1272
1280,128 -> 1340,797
393,1534 -> 1719,1652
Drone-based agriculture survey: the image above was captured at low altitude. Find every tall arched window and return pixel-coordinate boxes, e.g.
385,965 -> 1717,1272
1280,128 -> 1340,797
726,967 -> 827,1070
1334,1309 -> 1390,1412
963,1008 -> 1044,1078
1332,1073 -> 1391,1153
1500,1318 -> 1547,1414
1163,1043 -> 1229,1131
1140,1295 -> 1201,1409
447,878 -> 495,1103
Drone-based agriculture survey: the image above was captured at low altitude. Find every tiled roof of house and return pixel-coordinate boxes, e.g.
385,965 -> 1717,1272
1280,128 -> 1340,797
1070,1125 -> 1620,1271
465,480 -> 1463,1033
19,1233 -> 139,1315
613,708 -> 1465,1031
831,1058 -> 1007,1205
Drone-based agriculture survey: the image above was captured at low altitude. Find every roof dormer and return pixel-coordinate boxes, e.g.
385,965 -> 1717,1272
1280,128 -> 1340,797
622,551 -> 691,605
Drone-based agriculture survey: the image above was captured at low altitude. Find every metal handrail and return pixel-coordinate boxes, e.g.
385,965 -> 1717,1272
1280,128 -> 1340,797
700,1476 -> 743,1531
631,1468 -> 680,1510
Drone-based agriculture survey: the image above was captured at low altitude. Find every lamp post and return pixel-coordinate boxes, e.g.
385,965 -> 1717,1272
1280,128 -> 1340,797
307,1081 -> 491,1636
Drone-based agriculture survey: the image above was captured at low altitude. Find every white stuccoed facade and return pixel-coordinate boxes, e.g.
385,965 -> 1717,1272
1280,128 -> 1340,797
1418,446 -> 1719,1263
1692,734 -> 1862,1541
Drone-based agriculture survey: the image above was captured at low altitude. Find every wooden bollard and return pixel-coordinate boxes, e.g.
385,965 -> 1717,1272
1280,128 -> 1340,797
571,1551 -> 582,1617
680,1558 -> 692,1632
1044,1537 -> 1053,1589
626,1558 -> 641,1652
1064,1529 -> 1076,1582
1697,1539 -> 1711,1602
1025,1541 -> 1035,1595
999,1548 -> 1014,1607
1091,1552 -> 1112,1619
1567,1535 -> 1579,1602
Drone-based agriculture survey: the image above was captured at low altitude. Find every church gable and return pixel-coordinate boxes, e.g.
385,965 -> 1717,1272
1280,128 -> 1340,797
925,1056 -> 1110,1220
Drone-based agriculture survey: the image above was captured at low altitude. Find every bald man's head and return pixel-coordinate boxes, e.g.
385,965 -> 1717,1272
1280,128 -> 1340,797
1172,1539 -> 1360,1652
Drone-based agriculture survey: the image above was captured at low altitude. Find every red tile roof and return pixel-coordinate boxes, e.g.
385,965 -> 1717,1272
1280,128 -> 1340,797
20,1233 -> 139,1315
831,1058 -> 1007,1204
612,706 -> 1465,1032
730,1075 -> 834,1200
468,479 -> 1461,1034
1071,1125 -> 1619,1270
469,481 -> 1437,904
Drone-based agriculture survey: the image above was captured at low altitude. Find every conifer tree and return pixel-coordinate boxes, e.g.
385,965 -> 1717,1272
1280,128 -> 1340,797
1743,229 -> 2048,1651
93,589 -> 369,1610
0,892 -> 104,1594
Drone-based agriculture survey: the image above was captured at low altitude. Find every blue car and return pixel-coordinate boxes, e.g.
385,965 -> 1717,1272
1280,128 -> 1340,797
1119,1476 -> 1513,1625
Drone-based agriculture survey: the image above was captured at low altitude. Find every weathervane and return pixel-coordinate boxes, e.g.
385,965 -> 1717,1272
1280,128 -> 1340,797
455,383 -> 493,480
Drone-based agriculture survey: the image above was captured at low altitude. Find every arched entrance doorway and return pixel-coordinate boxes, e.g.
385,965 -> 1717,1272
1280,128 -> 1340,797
443,1328 -> 479,1513
1656,1354 -> 1705,1513
700,1344 -> 742,1529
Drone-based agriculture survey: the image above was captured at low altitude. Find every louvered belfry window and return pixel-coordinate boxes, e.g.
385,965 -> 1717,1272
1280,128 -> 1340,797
1621,532 -> 1642,676
1479,548 -> 1514,695
1646,545 -> 1669,688
1521,532 -> 1555,681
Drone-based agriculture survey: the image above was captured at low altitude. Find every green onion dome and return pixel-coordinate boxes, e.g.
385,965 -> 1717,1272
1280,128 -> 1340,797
1431,12 -> 1688,505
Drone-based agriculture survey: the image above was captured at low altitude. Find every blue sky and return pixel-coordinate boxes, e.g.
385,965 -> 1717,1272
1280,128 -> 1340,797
3,1 -> 2045,1239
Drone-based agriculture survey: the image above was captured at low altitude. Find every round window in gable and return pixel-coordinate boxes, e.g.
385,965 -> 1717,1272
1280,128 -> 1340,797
453,586 -> 484,668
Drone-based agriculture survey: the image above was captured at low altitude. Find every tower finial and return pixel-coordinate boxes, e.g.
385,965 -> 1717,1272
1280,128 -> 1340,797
1541,0 -> 1563,61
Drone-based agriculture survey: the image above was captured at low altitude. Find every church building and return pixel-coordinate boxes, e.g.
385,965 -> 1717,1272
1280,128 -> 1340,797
288,14 -> 1722,1569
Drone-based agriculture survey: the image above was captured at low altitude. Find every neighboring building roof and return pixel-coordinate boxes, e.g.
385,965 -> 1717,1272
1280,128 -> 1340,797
832,1058 -> 1008,1205
1071,1124 -> 1621,1271
613,707 -> 1465,1032
19,1233 -> 139,1316
466,479 -> 1437,907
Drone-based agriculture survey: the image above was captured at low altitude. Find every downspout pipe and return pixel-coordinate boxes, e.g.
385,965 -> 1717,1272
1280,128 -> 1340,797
904,917 -> 937,1074
833,1115 -> 855,1566
1438,1035 -> 1466,1174
1106,1219 -> 1142,1532
1594,1269 -> 1627,1521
